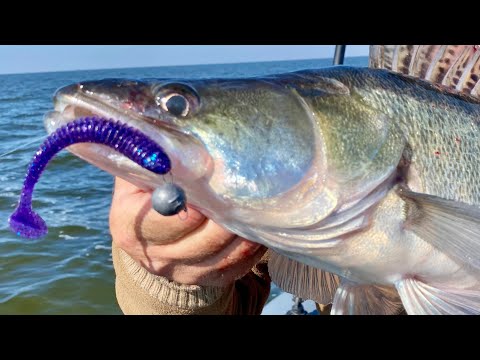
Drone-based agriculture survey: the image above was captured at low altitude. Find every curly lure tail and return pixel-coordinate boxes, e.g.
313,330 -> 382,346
9,116 -> 171,239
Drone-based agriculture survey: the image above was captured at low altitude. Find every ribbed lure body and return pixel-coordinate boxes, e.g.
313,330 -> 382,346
9,116 -> 171,238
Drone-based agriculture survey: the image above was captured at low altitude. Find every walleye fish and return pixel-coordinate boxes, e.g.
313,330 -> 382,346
17,45 -> 480,315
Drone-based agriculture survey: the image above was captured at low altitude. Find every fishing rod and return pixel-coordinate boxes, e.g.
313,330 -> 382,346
333,45 -> 346,66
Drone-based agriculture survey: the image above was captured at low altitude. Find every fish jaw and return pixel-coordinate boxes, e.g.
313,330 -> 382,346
43,80 -> 213,197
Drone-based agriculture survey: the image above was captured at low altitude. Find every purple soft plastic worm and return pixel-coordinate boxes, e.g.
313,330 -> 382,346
9,116 -> 171,239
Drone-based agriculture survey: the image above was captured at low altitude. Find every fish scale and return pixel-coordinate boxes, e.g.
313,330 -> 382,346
335,68 -> 480,205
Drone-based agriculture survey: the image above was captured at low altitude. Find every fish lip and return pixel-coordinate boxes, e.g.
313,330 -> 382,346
45,91 -> 181,135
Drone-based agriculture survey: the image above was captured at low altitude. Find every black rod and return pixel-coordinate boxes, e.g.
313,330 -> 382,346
333,45 -> 346,65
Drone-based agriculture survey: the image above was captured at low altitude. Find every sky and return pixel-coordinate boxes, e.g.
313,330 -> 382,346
0,45 -> 369,75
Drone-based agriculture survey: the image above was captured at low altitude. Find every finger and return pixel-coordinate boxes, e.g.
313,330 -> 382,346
113,177 -> 146,196
171,236 -> 266,286
214,238 -> 266,272
144,218 -> 238,261
163,240 -> 267,286
206,242 -> 268,286
134,199 -> 206,245
110,184 -> 206,246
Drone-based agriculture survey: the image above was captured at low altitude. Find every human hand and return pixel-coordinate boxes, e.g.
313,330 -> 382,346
109,177 -> 267,287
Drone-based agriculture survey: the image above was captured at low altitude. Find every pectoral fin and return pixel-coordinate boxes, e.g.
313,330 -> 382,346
396,278 -> 480,315
268,251 -> 340,304
331,281 -> 404,315
398,187 -> 480,270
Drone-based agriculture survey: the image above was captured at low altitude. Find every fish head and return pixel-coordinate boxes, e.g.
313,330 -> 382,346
45,75 -> 324,224
45,69 -> 405,251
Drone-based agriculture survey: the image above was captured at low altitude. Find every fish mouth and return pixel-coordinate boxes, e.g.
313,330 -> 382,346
44,89 -> 212,192
46,89 -> 171,134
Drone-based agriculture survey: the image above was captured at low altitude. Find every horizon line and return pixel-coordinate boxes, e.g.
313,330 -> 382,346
0,55 -> 368,77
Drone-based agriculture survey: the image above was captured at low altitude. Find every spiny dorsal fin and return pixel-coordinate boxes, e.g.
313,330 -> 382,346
369,45 -> 480,97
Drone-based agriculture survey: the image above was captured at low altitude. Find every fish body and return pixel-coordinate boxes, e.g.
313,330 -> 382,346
43,46 -> 480,314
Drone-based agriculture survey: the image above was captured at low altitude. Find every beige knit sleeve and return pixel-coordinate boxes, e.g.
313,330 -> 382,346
111,241 -> 271,315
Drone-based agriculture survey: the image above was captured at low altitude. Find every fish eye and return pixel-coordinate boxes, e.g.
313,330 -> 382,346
154,83 -> 200,118
159,93 -> 189,117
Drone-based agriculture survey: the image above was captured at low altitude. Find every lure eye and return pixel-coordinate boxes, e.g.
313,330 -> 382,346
159,93 -> 189,117
154,83 -> 199,118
